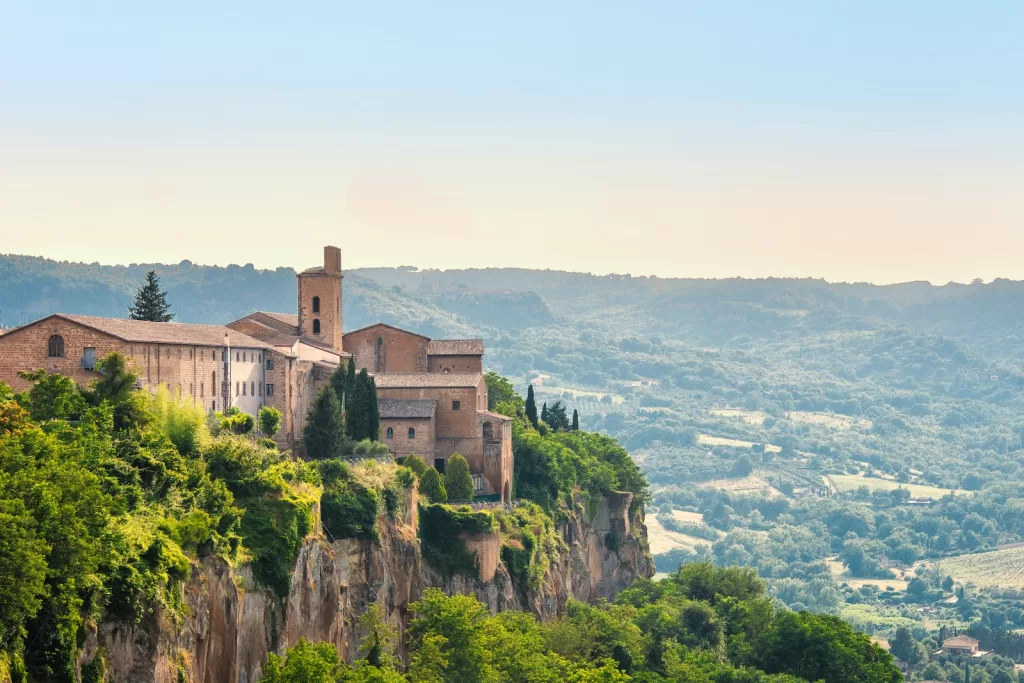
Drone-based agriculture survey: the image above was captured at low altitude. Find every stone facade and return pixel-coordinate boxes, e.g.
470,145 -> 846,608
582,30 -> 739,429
343,323 -> 429,374
297,246 -> 343,354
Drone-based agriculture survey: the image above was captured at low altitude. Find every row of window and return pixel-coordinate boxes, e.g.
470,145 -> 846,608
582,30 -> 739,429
46,336 -> 270,367
235,351 -> 263,363
235,381 -> 265,397
385,427 -> 416,439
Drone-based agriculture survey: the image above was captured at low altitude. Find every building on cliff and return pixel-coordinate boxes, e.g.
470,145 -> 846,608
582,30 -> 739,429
0,245 -> 513,502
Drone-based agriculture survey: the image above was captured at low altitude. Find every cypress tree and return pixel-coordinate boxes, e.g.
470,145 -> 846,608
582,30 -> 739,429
367,376 -> 380,441
346,369 -> 371,441
303,386 -> 345,459
128,270 -> 174,321
541,402 -> 549,424
444,454 -> 474,502
345,358 -> 356,402
525,385 -> 538,428
571,409 -> 579,431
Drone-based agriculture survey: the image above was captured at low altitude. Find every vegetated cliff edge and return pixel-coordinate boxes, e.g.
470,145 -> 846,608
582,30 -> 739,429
79,489 -> 652,683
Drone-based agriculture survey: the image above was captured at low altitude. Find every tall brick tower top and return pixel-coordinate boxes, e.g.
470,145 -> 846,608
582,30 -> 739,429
297,246 -> 343,353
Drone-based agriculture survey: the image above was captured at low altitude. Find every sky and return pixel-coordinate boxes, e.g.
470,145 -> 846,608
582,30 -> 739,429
1,2 -> 1022,285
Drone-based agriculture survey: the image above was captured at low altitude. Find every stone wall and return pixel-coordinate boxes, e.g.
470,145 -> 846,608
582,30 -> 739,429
426,354 -> 483,374
0,318 -> 127,393
381,415 -> 435,460
343,324 -> 428,374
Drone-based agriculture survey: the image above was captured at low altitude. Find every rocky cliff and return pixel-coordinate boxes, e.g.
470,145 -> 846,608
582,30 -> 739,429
79,492 -> 652,683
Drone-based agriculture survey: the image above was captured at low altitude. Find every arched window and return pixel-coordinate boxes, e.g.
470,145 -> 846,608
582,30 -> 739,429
47,335 -> 64,357
313,319 -> 321,334
386,427 -> 394,439
312,296 -> 320,313
482,422 -> 493,441
408,427 -> 416,439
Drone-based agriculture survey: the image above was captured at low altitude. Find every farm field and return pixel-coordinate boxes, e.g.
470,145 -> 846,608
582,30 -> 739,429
937,546 -> 1024,589
825,557 -> 910,591
645,515 -> 714,555
710,408 -> 769,425
827,474 -> 957,499
787,411 -> 872,431
700,475 -> 786,498
670,510 -> 707,524
698,434 -> 782,452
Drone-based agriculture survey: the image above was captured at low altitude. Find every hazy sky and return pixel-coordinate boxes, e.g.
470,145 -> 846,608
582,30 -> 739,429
2,2 -> 1022,284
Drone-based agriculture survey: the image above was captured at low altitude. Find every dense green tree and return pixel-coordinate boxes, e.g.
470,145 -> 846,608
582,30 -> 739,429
304,386 -> 345,459
546,401 -> 570,431
485,372 -> 523,412
541,402 -> 549,425
258,638 -> 341,683
345,369 -> 379,442
889,626 -> 925,667
525,385 -> 538,428
408,589 -> 495,683
444,454 -> 474,503
258,406 -> 282,437
127,270 -> 174,321
571,409 -> 579,431
419,468 -> 447,503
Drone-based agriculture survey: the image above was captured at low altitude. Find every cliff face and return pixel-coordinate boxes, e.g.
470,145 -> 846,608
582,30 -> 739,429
82,494 -> 652,683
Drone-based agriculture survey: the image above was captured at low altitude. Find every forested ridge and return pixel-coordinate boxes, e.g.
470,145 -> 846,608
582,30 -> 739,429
6,254 -> 1024,680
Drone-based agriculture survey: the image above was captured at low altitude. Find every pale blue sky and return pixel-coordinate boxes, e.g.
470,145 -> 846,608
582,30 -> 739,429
1,2 -> 1022,283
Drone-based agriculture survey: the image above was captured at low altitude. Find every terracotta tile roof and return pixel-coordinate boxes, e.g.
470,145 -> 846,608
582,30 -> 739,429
256,311 -> 299,330
345,322 -> 431,340
427,339 -> 484,356
373,372 -> 482,389
55,314 -> 274,349
477,410 -> 512,422
378,398 -> 437,419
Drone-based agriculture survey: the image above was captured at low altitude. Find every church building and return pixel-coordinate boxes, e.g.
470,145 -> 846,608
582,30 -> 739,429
0,246 -> 513,502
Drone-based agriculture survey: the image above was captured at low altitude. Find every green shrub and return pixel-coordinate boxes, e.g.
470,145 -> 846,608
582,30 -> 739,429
419,468 -> 447,503
444,454 -> 474,503
353,438 -> 391,456
257,437 -> 278,450
258,406 -> 282,437
404,454 -> 428,478
321,480 -> 379,541
418,504 -> 495,579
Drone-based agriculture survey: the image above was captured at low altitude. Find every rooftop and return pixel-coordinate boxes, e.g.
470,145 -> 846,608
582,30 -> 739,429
373,372 -> 482,389
378,398 -> 438,419
30,314 -> 274,350
427,339 -> 485,356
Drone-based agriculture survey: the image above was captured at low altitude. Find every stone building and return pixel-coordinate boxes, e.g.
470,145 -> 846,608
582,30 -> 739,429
0,245 -> 514,502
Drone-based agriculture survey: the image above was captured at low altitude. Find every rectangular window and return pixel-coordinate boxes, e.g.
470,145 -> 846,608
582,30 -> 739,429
259,382 -> 263,396
243,382 -> 247,396
212,400 -> 216,411
250,381 -> 254,396
200,383 -> 204,397
213,350 -> 217,360
267,358 -> 275,370
259,353 -> 262,362
452,400 -> 461,411
267,384 -> 274,396
434,458 -> 446,474
236,352 -> 239,362
235,381 -> 239,396
222,350 -> 226,361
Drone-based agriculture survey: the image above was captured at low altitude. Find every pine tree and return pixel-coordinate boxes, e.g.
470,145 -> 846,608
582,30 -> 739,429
304,386 -> 345,459
444,454 -> 474,502
571,409 -> 579,431
525,385 -> 538,428
128,270 -> 174,321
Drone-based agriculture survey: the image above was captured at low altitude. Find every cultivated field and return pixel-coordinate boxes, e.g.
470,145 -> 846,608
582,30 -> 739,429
827,474 -> 957,499
645,516 -> 714,555
826,556 -> 910,591
710,408 -> 769,425
937,547 -> 1024,589
700,475 -> 786,498
698,434 -> 782,453
788,411 -> 872,431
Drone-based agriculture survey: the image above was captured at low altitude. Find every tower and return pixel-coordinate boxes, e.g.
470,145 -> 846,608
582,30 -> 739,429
297,246 -> 343,352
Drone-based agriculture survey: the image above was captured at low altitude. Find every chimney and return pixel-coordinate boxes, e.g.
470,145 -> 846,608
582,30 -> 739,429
324,246 -> 341,274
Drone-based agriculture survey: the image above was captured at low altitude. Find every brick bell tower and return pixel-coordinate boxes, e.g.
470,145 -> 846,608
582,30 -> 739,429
297,246 -> 343,353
